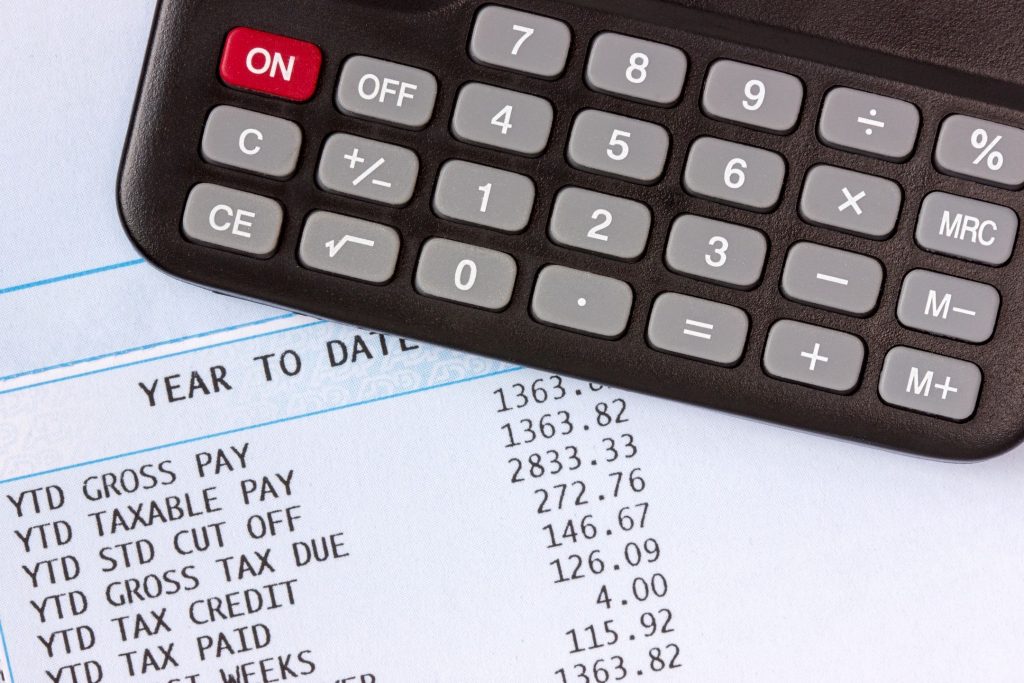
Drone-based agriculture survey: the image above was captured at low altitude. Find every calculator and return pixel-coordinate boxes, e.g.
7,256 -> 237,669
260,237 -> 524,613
118,0 -> 1024,460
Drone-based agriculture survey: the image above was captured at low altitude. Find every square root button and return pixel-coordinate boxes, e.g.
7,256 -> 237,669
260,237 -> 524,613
298,212 -> 401,284
879,347 -> 982,421
763,320 -> 866,394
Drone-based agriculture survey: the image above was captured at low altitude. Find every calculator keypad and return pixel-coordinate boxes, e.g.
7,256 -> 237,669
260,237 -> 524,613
433,160 -> 536,232
469,5 -> 572,78
567,110 -> 670,182
915,192 -> 1018,265
218,27 -> 322,102
879,347 -> 982,421
647,293 -> 749,366
531,265 -> 633,338
781,242 -> 884,316
934,115 -> 1024,189
683,137 -> 786,211
548,188 -> 651,260
201,106 -> 302,179
896,270 -> 1000,343
318,134 -> 420,206
415,238 -> 518,310
584,33 -> 688,105
664,216 -> 767,289
298,212 -> 401,283
763,321 -> 866,394
799,165 -> 902,239
818,87 -> 920,161
145,4 -> 1024,456
701,60 -> 804,133
336,56 -> 438,129
182,184 -> 282,256
452,83 -> 554,156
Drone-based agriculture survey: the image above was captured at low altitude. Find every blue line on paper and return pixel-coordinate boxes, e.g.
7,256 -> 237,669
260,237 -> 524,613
0,365 -> 523,486
0,320 -> 326,397
0,619 -> 14,683
0,259 -> 144,296
0,313 -> 297,382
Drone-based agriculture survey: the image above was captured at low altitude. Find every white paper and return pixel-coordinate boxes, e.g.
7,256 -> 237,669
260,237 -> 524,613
2,2 -> 1023,682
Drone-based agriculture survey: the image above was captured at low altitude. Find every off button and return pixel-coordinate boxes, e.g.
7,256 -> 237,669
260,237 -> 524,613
219,27 -> 322,102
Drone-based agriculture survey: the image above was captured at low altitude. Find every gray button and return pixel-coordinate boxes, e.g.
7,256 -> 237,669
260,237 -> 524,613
647,293 -> 749,366
683,137 -> 786,212
897,270 -> 1000,343
781,242 -> 884,316
799,165 -> 903,239
567,109 -> 670,184
433,160 -> 535,233
317,134 -> 419,206
201,106 -> 302,178
701,60 -> 804,133
298,212 -> 400,284
337,56 -> 438,129
182,183 -> 282,256
451,83 -> 553,156
548,188 -> 651,260
531,265 -> 633,338
469,5 -> 571,79
763,320 -> 865,393
818,88 -> 920,161
585,33 -> 687,105
879,347 -> 982,421
665,215 -> 767,289
415,238 -> 517,310
934,115 -> 1024,189
915,192 -> 1018,266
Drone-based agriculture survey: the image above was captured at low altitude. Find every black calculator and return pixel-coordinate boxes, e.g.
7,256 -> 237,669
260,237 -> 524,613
118,0 -> 1024,460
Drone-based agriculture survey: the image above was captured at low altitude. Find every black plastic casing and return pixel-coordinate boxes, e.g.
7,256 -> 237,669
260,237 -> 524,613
119,0 -> 1024,460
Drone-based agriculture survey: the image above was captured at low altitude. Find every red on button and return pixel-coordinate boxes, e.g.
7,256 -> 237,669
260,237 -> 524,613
219,27 -> 322,102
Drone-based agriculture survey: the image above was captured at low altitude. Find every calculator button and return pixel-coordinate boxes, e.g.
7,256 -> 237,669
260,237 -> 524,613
915,192 -> 1018,266
182,183 -> 282,256
585,33 -> 687,105
336,56 -> 438,129
469,5 -> 572,79
647,293 -> 749,366
818,88 -> 920,161
879,347 -> 981,421
799,165 -> 902,239
567,110 -> 670,183
896,270 -> 1000,344
701,60 -> 803,133
200,106 -> 302,179
934,115 -> 1024,189
219,27 -> 322,102
531,266 -> 633,338
763,320 -> 865,393
318,134 -> 419,206
548,188 -> 651,260
433,160 -> 535,233
451,83 -> 554,156
683,137 -> 786,212
781,242 -> 884,316
665,215 -> 767,289
298,212 -> 401,284
415,238 -> 517,310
